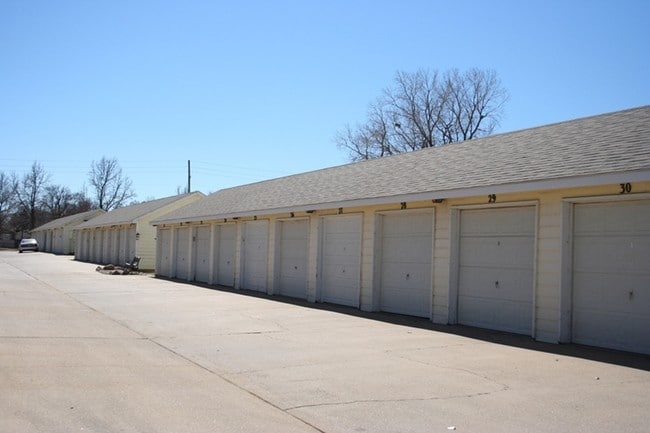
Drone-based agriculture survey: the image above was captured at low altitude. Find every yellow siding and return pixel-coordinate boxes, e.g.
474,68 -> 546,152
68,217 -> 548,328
135,193 -> 204,270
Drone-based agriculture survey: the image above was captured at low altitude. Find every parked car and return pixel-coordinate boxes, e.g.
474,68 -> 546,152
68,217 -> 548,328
18,238 -> 39,253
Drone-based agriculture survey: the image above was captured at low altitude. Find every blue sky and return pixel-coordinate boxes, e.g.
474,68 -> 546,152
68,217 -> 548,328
1,0 -> 648,201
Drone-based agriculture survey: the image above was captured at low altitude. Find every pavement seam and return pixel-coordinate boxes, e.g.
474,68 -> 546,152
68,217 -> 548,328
28,274 -> 328,433
283,388 -> 509,411
141,336 -> 328,433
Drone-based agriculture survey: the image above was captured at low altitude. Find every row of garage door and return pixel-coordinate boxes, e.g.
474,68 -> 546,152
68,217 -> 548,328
458,201 -> 650,354
157,201 -> 649,354
76,227 -> 136,265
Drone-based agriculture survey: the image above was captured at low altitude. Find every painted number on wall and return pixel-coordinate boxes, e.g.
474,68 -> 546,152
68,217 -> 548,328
619,183 -> 632,194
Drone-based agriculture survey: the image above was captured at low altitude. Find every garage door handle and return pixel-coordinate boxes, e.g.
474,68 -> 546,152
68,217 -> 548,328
495,281 -> 499,288
629,291 -> 634,300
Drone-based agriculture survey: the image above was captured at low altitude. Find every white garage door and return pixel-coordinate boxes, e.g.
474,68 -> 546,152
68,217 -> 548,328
320,214 -> 362,307
572,200 -> 650,354
458,206 -> 535,335
93,230 -> 103,263
83,231 -> 91,261
194,225 -> 211,283
106,229 -> 117,264
214,224 -> 236,287
277,219 -> 309,299
241,221 -> 268,292
175,227 -> 191,280
380,211 -> 433,318
158,228 -> 172,277
114,229 -> 122,264
126,227 -> 136,261
78,231 -> 88,261
103,230 -> 113,264
117,228 -> 126,265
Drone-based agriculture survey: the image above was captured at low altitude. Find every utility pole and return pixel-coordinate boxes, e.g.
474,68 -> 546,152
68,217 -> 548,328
187,160 -> 191,193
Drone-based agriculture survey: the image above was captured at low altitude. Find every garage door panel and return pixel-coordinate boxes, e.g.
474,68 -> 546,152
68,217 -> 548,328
320,215 -> 361,307
381,287 -> 429,317
242,221 -> 268,292
194,226 -> 211,283
573,309 -> 650,353
158,229 -> 172,277
458,207 -> 535,335
574,272 -> 649,315
574,236 -> 650,272
175,227 -> 190,280
323,236 -> 359,258
460,267 -> 534,303
460,237 -> 534,268
384,214 -> 432,234
459,296 -> 532,334
572,201 -> 650,354
215,224 -> 236,287
575,202 -> 650,234
379,212 -> 433,318
381,262 -> 429,290
382,236 -> 431,263
461,208 -> 535,235
278,220 -> 308,299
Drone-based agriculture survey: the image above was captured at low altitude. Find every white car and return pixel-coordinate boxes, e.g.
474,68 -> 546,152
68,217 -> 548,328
18,238 -> 39,253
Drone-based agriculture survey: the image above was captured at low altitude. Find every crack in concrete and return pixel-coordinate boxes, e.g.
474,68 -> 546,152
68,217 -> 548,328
284,386 -> 510,411
387,348 -> 512,392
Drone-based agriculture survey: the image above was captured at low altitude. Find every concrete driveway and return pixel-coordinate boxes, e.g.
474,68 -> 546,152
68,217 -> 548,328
1,251 -> 649,433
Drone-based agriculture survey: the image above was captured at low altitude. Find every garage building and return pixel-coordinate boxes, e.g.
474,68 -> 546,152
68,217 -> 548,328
74,192 -> 204,270
152,106 -> 650,354
32,209 -> 105,255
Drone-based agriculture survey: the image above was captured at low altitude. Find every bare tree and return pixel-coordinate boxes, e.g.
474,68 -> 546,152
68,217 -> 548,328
0,172 -> 18,233
336,68 -> 508,161
41,185 -> 75,219
69,190 -> 94,214
88,157 -> 135,210
14,162 -> 50,230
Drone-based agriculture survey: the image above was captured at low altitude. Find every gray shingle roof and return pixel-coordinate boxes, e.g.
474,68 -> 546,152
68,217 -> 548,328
155,106 -> 650,224
76,193 -> 204,229
32,209 -> 106,232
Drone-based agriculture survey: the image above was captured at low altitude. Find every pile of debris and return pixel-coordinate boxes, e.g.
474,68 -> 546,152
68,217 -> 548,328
95,257 -> 141,276
95,264 -> 138,275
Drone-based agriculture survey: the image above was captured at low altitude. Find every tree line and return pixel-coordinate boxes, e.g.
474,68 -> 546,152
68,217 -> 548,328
0,157 -> 135,236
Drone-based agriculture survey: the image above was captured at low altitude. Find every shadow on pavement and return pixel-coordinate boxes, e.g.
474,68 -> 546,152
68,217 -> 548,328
156,276 -> 650,372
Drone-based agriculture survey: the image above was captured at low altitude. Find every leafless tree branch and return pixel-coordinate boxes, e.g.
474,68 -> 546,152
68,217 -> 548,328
335,68 -> 508,160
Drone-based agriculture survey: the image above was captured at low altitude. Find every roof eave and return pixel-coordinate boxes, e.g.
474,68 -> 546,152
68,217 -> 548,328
151,168 -> 650,226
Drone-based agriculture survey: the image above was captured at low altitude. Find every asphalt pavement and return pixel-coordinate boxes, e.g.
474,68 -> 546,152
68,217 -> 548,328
1,250 -> 649,433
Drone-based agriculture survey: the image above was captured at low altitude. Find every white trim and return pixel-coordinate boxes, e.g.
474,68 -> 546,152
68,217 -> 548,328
562,192 -> 650,204
375,208 -> 435,216
451,200 -> 540,211
559,202 -> 573,343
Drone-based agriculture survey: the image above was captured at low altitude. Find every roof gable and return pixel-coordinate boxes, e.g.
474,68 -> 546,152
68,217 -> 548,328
76,192 -> 204,229
32,209 -> 106,232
